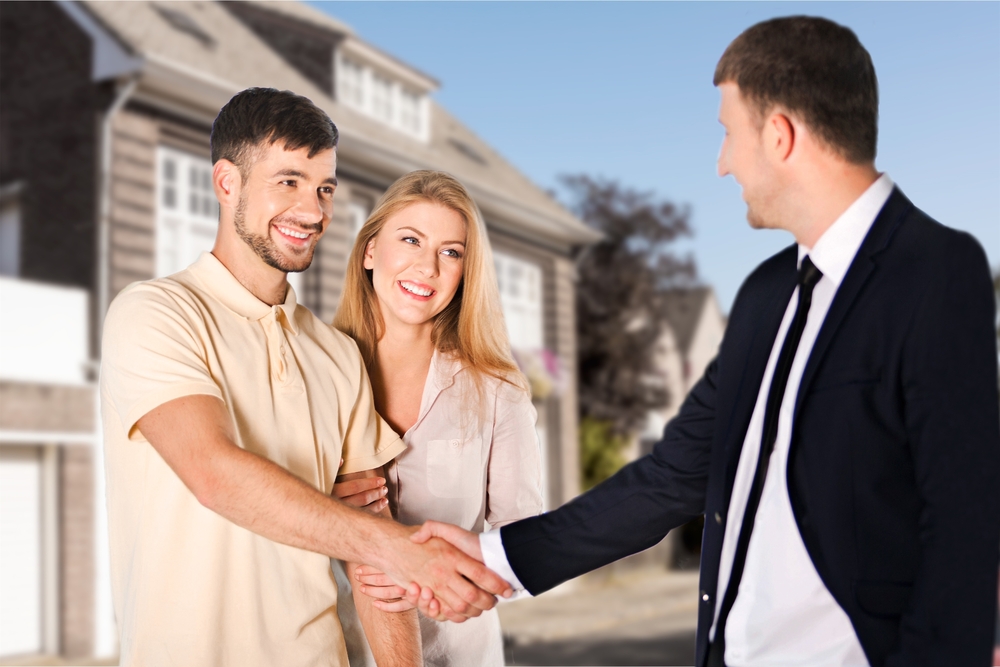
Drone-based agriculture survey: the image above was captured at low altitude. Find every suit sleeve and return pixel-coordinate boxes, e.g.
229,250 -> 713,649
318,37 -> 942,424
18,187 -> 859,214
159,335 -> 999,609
500,357 -> 718,595
888,233 -> 1000,666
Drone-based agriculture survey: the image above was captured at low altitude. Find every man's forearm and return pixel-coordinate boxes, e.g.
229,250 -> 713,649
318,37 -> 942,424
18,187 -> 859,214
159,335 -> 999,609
139,394 -> 510,618
139,394 -> 407,567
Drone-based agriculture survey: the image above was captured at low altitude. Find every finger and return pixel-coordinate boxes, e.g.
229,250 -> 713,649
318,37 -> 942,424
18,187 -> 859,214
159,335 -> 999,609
359,584 -> 408,600
410,522 -> 433,544
356,572 -> 396,587
372,598 -> 415,613
404,582 -> 421,606
334,477 -> 386,498
362,497 -> 388,513
410,521 -> 482,561
455,557 -> 512,599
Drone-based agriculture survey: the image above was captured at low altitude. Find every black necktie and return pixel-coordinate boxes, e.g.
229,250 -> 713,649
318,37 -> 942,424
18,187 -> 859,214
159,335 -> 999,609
707,256 -> 823,667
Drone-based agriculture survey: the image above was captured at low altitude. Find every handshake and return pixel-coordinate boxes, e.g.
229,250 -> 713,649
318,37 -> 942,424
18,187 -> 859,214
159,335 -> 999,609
335,473 -> 515,623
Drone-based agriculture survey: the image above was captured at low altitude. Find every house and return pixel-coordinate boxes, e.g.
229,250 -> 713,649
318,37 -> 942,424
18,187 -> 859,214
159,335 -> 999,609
636,286 -> 727,569
0,1 -> 599,661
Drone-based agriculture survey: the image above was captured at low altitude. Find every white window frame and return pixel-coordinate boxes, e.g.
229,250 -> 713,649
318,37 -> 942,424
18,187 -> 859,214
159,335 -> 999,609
334,51 -> 429,141
494,251 -> 544,352
155,146 -> 219,278
347,199 -> 370,243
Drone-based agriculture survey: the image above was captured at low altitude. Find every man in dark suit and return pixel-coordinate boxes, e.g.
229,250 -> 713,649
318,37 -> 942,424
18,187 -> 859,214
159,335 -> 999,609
407,16 -> 1000,666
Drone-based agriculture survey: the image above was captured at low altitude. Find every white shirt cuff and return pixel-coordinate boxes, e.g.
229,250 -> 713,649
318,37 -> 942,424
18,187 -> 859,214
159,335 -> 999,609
479,531 -> 532,599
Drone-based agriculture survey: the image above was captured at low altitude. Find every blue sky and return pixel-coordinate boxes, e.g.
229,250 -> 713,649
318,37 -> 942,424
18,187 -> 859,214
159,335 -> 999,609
311,1 -> 1000,311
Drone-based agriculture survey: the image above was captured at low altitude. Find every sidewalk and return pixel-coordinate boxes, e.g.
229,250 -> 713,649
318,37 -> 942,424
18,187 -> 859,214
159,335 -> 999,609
499,567 -> 700,666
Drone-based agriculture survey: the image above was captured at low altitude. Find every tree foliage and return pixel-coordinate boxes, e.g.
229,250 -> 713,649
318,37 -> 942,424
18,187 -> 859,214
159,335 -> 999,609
564,174 -> 697,438
579,417 -> 629,491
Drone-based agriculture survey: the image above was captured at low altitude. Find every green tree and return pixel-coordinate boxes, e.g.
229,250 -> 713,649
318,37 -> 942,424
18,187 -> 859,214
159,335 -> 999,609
562,175 -> 697,488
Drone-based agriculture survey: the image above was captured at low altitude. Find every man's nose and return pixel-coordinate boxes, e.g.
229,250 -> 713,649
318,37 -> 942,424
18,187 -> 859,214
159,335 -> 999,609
293,190 -> 325,225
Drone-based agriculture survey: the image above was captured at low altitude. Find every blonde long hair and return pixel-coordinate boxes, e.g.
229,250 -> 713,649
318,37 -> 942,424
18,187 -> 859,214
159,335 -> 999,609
334,170 -> 528,397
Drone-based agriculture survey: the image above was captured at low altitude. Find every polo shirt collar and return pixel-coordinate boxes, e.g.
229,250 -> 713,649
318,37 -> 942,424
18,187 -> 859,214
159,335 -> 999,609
189,252 -> 300,334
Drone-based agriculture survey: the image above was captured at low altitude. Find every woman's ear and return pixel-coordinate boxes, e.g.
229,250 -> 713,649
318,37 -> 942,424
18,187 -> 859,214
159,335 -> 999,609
363,238 -> 376,271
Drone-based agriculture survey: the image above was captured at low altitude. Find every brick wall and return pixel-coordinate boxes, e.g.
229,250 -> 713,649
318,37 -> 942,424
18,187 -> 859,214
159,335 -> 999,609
0,1 -> 99,289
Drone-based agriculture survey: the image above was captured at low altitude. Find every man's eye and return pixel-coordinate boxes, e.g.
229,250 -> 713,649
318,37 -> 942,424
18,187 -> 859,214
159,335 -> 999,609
319,187 -> 335,197
281,180 -> 296,186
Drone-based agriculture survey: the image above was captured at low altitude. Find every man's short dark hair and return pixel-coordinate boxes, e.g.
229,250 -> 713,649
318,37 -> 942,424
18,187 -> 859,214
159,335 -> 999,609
211,87 -> 339,176
714,16 -> 878,164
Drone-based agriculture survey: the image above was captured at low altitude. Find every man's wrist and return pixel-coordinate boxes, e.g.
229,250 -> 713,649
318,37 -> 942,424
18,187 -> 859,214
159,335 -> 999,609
479,531 -> 528,595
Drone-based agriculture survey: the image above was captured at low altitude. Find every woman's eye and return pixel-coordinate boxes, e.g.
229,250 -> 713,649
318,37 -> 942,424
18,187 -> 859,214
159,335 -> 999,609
402,236 -> 419,245
442,249 -> 462,259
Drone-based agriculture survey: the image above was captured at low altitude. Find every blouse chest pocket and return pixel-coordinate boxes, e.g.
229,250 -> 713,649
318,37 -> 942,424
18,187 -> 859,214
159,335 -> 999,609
425,437 -> 483,499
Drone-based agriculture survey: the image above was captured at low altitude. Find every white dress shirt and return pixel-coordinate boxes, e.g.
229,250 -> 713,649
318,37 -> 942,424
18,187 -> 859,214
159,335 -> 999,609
481,173 -> 896,667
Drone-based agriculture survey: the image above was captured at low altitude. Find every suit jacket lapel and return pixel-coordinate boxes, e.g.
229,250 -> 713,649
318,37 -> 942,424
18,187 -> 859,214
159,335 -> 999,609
721,250 -> 799,499
792,187 -> 915,422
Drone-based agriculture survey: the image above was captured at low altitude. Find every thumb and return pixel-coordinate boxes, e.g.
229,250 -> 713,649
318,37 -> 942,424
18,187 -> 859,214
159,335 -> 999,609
410,520 -> 443,544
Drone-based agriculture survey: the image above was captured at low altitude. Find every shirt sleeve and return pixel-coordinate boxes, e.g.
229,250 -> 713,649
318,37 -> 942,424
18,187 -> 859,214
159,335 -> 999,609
338,344 -> 406,475
100,282 -> 223,441
479,531 -> 530,597
484,380 -> 544,529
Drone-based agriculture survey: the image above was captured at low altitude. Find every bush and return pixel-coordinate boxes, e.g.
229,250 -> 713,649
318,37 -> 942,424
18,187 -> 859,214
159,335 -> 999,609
579,417 -> 629,490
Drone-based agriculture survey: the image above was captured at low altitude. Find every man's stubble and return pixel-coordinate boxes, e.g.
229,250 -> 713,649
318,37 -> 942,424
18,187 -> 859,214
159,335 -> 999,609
233,191 -> 321,274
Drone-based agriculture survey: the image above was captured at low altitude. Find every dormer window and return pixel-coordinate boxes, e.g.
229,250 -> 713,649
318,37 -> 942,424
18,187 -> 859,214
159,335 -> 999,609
334,42 -> 436,142
339,58 -> 364,107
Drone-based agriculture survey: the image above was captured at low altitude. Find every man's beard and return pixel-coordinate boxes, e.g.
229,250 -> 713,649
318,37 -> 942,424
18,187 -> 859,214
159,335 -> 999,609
234,193 -> 321,273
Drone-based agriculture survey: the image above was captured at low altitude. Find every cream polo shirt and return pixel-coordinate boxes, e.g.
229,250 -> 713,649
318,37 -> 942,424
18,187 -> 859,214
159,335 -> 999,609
100,252 -> 404,667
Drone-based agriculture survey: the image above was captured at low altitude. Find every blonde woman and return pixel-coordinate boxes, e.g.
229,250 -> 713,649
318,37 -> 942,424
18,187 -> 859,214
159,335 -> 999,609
331,171 -> 542,666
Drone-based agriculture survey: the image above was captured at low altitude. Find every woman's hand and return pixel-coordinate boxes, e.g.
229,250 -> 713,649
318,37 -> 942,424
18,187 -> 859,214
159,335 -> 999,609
355,564 -> 415,612
333,459 -> 388,513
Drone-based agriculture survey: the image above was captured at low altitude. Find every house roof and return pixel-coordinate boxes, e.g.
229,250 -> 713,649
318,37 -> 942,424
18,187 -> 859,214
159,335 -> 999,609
78,0 -> 600,249
662,287 -> 711,356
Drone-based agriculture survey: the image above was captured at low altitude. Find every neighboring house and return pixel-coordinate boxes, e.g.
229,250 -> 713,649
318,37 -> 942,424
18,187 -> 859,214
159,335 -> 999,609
0,1 -> 599,661
640,286 -> 727,448
635,286 -> 727,569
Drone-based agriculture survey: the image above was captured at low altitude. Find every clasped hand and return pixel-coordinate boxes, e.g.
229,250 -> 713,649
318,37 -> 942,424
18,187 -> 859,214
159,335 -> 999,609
333,474 -> 510,622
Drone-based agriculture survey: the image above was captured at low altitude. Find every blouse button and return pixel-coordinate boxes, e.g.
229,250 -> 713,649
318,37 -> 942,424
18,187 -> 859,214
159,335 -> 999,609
449,439 -> 460,448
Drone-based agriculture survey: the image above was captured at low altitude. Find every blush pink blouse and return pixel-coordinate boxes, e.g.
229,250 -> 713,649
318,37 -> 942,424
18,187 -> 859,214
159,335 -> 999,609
337,349 -> 543,666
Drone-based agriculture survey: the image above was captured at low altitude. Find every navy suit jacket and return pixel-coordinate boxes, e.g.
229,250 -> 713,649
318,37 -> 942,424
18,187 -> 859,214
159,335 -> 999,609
501,188 -> 1000,666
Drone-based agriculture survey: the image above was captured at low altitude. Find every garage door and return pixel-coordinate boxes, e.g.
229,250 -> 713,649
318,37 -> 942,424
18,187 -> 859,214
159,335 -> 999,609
0,446 -> 42,657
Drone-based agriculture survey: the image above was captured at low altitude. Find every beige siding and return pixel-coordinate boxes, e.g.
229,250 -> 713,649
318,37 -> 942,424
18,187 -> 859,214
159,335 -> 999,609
551,255 -> 580,504
487,227 -> 580,506
0,382 -> 95,433
107,110 -> 158,300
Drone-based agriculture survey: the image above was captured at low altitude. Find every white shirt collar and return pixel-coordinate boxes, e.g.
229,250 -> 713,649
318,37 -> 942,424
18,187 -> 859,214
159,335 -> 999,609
798,173 -> 895,287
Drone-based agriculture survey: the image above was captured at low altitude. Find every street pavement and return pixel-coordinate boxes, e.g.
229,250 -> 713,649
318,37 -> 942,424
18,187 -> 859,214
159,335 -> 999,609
499,567 -> 700,666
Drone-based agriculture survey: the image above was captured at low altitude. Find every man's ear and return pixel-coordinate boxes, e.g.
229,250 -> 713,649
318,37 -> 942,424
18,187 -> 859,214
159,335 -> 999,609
766,112 -> 796,162
213,159 -> 241,210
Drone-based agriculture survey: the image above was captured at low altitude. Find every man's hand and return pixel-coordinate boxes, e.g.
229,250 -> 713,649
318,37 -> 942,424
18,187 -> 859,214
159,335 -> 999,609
403,521 -> 502,622
377,523 -> 511,624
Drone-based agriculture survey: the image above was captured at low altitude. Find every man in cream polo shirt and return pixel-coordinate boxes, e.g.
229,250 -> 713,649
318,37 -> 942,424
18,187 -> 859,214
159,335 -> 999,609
100,88 -> 510,666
